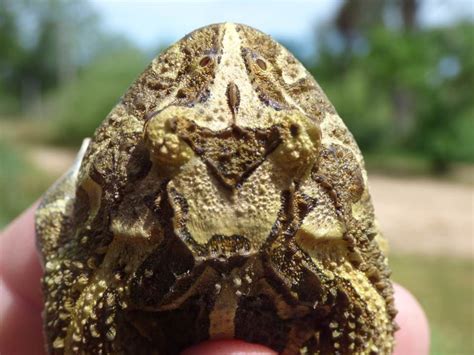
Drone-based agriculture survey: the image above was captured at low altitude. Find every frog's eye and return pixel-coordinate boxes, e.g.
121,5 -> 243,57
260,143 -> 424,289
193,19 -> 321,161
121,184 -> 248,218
199,56 -> 212,67
255,58 -> 267,70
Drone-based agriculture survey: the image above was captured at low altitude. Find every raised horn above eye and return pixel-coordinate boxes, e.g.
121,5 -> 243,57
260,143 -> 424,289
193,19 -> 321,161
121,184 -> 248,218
268,111 -> 321,179
144,108 -> 194,167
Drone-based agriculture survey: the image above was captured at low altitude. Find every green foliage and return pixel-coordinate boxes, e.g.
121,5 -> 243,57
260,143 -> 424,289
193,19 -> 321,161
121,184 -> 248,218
47,48 -> 149,146
0,0 -> 26,112
310,22 -> 474,170
312,64 -> 393,150
0,0 -> 128,115
1,0 -> 472,171
0,141 -> 50,227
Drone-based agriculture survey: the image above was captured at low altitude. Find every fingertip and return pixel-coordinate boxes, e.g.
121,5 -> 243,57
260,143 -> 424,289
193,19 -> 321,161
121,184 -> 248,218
0,277 -> 45,355
0,202 -> 43,309
181,339 -> 277,355
393,283 -> 430,355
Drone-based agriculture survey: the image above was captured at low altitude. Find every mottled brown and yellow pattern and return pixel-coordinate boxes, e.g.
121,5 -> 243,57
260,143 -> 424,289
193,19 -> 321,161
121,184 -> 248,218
36,23 -> 397,354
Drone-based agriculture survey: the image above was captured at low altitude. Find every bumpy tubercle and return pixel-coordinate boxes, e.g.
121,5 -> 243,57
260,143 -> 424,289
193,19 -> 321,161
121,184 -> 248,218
269,111 -> 322,179
144,109 -> 194,166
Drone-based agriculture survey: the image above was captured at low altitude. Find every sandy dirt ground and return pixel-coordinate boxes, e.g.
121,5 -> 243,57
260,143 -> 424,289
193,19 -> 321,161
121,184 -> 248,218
28,147 -> 473,258
369,174 -> 473,258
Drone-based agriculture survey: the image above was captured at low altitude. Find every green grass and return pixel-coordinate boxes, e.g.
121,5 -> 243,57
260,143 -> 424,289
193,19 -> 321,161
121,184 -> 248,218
0,140 -> 52,227
391,254 -> 474,355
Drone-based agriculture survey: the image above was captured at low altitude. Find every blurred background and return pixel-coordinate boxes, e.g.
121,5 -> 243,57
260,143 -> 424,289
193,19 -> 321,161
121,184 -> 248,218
0,0 -> 472,353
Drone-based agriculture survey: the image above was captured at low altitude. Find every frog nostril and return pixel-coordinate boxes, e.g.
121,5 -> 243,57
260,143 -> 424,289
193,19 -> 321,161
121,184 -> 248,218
290,123 -> 300,137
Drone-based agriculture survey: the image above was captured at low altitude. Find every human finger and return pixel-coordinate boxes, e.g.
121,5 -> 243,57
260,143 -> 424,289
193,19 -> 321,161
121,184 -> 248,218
181,339 -> 276,355
0,202 -> 43,308
0,203 -> 45,354
393,282 -> 430,355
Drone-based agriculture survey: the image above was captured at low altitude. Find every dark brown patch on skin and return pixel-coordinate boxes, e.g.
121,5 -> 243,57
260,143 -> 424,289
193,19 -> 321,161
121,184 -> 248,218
226,81 -> 240,115
234,295 -> 290,352
175,118 -> 281,189
199,56 -> 212,67
256,58 -> 267,70
124,295 -> 212,354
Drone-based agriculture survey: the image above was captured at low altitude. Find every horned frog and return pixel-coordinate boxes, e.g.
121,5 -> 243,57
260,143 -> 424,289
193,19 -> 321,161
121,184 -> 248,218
36,23 -> 397,354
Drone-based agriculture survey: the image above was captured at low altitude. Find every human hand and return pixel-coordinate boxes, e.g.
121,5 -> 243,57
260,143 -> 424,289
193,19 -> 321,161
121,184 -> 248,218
0,204 -> 429,355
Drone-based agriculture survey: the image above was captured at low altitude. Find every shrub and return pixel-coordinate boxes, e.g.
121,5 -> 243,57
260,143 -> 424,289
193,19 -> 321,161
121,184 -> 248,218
47,48 -> 149,146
